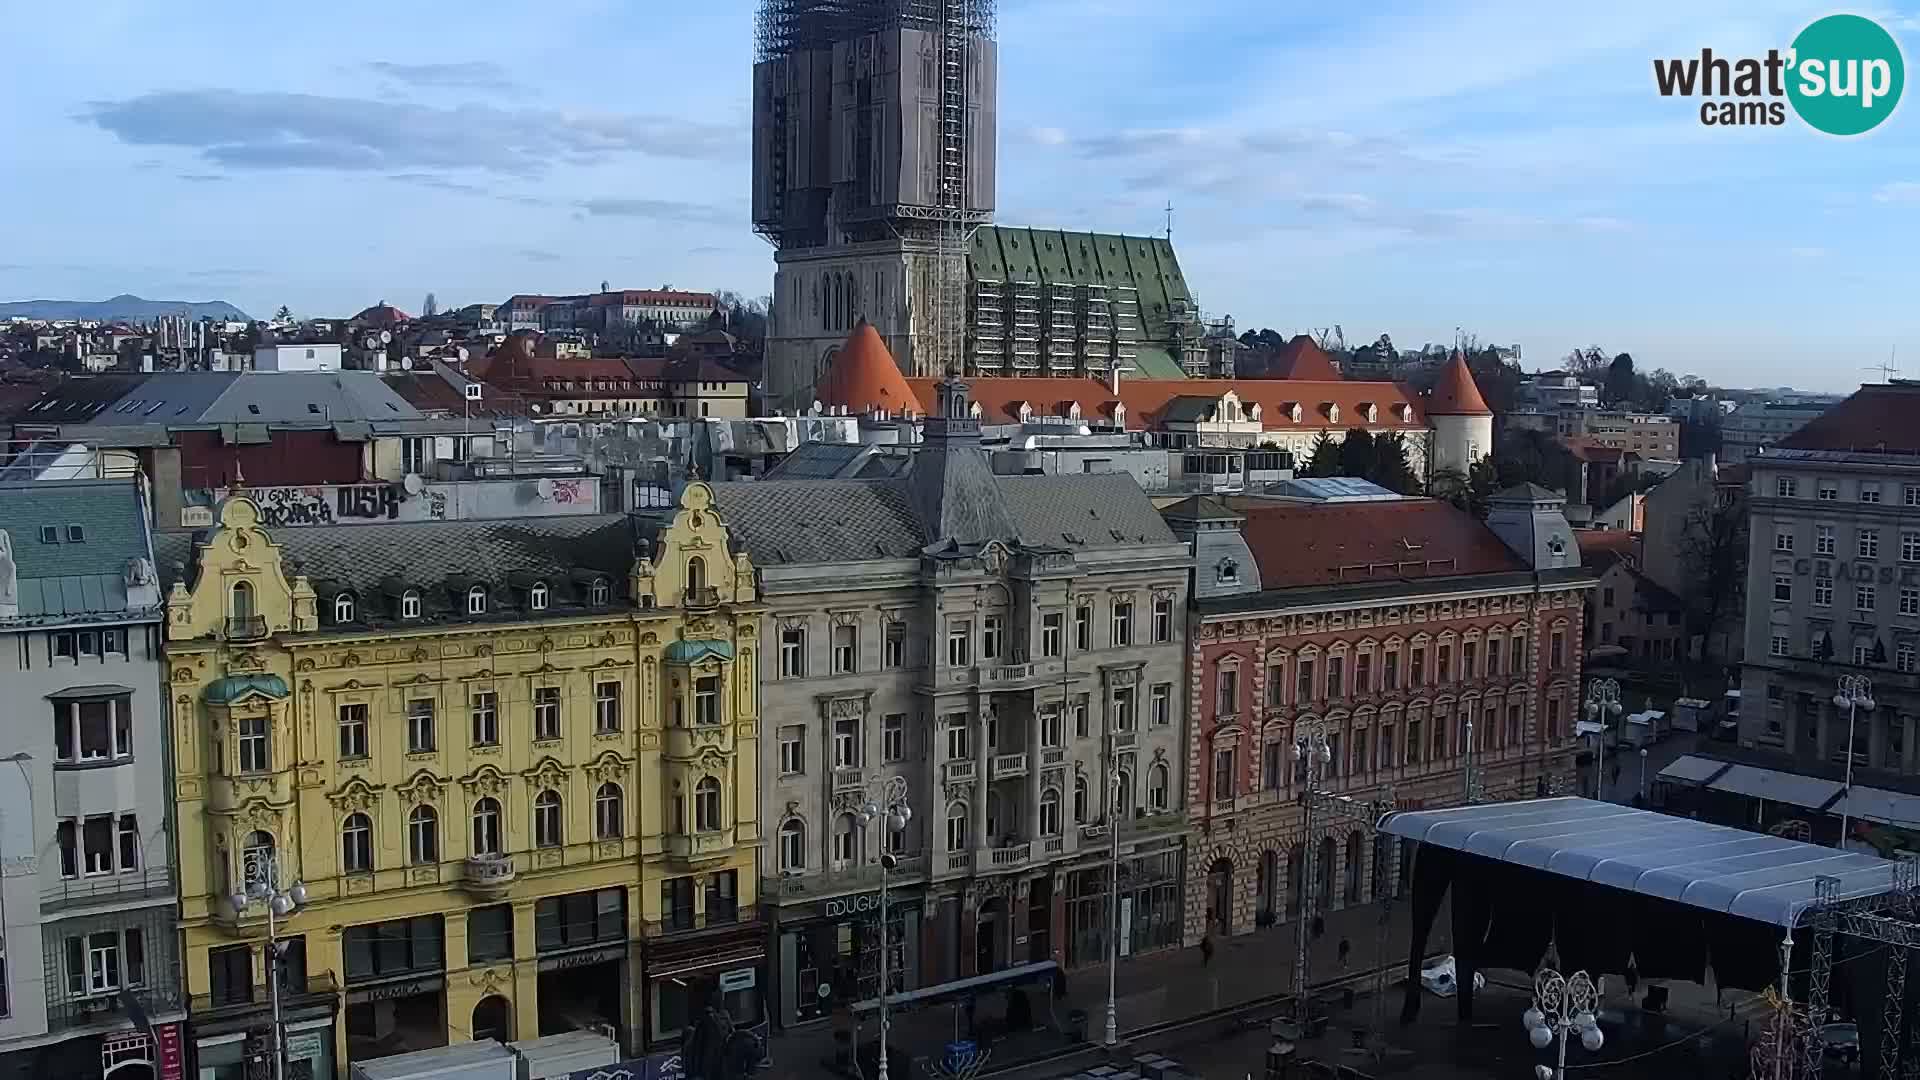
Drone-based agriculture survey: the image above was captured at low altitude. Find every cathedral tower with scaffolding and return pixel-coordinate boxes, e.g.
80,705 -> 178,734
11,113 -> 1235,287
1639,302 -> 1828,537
754,0 -> 998,409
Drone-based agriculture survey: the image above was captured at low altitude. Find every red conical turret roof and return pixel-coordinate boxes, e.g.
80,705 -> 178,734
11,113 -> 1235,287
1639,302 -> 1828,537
818,320 -> 917,415
1426,350 -> 1492,416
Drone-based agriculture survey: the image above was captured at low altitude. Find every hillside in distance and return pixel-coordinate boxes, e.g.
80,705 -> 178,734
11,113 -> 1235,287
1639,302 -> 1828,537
0,293 -> 251,321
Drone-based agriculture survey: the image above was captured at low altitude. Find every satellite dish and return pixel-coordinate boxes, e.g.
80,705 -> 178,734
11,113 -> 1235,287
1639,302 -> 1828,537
535,477 -> 556,500
364,336 -> 379,350
403,473 -> 425,495
456,347 -> 470,363
380,330 -> 392,344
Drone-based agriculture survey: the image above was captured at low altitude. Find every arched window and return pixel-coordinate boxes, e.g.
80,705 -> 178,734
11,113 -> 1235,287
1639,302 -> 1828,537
694,777 -> 722,831
407,805 -> 438,865
945,801 -> 969,850
472,798 -> 502,856
589,578 -> 610,605
229,580 -> 254,620
778,818 -> 806,872
467,585 -> 489,615
240,830 -> 274,886
686,556 -> 706,596
400,589 -> 422,619
341,813 -> 373,873
1073,776 -> 1088,824
594,782 -> 623,840
832,812 -> 859,866
472,995 -> 511,1043
333,592 -> 355,624
534,790 -> 563,847
1039,788 -> 1062,836
1345,831 -> 1363,902
529,582 -> 549,611
1149,762 -> 1171,812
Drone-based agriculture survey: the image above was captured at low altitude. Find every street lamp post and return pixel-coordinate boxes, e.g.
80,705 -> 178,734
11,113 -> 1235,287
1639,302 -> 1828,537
228,850 -> 307,1080
1523,966 -> 1604,1080
1291,717 -> 1333,1024
856,777 -> 913,1080
1104,765 -> 1122,1048
1638,748 -> 1648,801
1834,675 -> 1875,850
1584,679 -> 1622,798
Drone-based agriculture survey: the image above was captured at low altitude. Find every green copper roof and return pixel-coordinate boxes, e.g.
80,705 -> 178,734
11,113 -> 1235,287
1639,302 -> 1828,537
662,639 -> 734,664
204,674 -> 291,705
969,226 -> 1195,380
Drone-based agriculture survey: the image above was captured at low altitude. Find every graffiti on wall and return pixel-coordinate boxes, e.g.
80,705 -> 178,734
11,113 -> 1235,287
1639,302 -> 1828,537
549,478 -> 584,504
335,485 -> 402,520
254,486 -> 334,528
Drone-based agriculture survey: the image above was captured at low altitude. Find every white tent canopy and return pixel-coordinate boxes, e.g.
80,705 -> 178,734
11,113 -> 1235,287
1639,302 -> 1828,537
1381,797 -> 1896,928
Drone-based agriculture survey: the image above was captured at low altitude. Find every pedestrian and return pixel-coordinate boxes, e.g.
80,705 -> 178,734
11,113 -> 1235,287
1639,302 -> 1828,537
1610,761 -> 1621,788
1337,938 -> 1351,970
1200,934 -> 1215,966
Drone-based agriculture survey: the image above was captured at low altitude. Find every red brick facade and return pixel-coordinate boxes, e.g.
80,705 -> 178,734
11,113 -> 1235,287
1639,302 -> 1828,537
1180,584 -> 1588,945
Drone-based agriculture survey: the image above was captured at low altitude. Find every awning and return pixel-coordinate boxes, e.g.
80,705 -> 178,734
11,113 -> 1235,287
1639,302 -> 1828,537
1831,786 -> 1920,829
1381,797 -> 1898,928
1706,764 -> 1845,811
850,960 -> 1058,1016
1656,755 -> 1734,787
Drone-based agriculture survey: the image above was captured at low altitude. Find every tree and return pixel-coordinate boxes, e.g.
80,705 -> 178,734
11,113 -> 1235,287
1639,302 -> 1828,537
422,292 -> 439,318
712,290 -> 770,347
1602,352 -> 1637,406
1336,428 -> 1377,479
1563,346 -> 1609,380
1304,431 -> 1340,476
1676,492 -> 1747,663
1370,433 -> 1419,493
273,305 -> 292,323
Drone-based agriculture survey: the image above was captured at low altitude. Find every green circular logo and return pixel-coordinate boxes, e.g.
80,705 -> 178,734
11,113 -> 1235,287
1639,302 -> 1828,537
1787,14 -> 1905,136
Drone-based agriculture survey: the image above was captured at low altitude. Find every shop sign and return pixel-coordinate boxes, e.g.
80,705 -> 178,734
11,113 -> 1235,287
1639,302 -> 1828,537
718,967 -> 756,993
539,944 -> 625,972
1789,558 -> 1920,584
285,1033 -> 324,1061
820,892 -> 886,919
345,976 -> 443,1004
156,1023 -> 185,1080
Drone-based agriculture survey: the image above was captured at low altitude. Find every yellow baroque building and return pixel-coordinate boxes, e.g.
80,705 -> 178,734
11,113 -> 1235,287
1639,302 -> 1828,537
155,484 -> 764,1080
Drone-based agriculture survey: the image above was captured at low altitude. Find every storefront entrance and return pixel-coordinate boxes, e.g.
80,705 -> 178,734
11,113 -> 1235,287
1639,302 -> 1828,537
1025,875 -> 1052,964
1065,849 -> 1184,967
775,890 -> 922,1028
344,979 -> 448,1062
975,897 -> 1006,975
536,945 -> 626,1039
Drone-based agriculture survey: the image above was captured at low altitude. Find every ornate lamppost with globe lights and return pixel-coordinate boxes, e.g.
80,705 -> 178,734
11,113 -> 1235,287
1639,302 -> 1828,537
1584,678 -> 1623,798
228,850 -> 307,1080
1290,718 -> 1335,1024
856,777 -> 912,1080
1523,966 -> 1604,1080
1834,675 -> 1875,849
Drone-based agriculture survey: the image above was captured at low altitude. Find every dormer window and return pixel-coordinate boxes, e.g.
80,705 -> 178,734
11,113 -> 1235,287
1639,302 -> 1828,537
589,579 -> 610,606
400,590 -> 422,619
529,583 -> 549,611
1217,558 -> 1240,584
1326,403 -> 1340,424
467,586 -> 488,615
1362,402 -> 1378,423
333,593 -> 355,624
1287,403 -> 1303,424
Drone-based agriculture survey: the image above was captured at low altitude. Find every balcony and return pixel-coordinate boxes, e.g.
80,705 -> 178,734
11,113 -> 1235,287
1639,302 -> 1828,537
1041,747 -> 1067,767
832,767 -> 865,794
764,854 -> 931,900
191,971 -> 339,1023
989,752 -> 1028,780
987,843 -> 1031,869
942,760 -> 977,783
945,851 -> 974,873
49,975 -> 186,1034
41,866 -> 174,913
931,658 -> 1073,692
1042,836 -> 1066,855
663,829 -> 736,862
224,615 -> 267,641
1111,730 -> 1138,751
463,854 -> 516,898
683,586 -> 720,610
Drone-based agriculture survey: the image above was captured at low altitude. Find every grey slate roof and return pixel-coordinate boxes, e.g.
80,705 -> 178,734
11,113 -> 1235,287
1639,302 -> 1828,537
0,478 -> 152,619
708,481 -> 925,566
64,371 -> 424,427
156,514 -> 636,630
0,479 -> 149,579
711,471 -> 1175,566
995,473 -> 1178,549
1492,482 -> 1566,504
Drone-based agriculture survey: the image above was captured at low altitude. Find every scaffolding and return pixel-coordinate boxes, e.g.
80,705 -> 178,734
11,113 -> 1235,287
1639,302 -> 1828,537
755,0 -> 999,61
1008,280 -> 1042,373
1790,857 -> 1920,1080
970,279 -> 1007,375
1042,282 -> 1077,375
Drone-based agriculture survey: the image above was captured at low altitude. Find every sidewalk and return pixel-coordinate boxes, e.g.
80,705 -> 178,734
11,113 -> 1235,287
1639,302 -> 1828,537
768,894 -> 1454,1077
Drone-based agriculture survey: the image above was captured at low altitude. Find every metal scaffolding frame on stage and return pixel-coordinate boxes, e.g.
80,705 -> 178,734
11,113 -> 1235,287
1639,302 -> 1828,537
1790,856 -> 1920,1080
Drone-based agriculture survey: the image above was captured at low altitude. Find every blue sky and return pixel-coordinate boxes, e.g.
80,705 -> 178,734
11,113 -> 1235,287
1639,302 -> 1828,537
3,1 -> 1918,390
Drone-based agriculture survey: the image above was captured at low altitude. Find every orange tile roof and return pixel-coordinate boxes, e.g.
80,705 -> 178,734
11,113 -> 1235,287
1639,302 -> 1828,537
1234,498 -> 1526,588
886,376 -> 1425,431
819,321 -> 919,414
1263,335 -> 1343,380
1425,351 -> 1492,416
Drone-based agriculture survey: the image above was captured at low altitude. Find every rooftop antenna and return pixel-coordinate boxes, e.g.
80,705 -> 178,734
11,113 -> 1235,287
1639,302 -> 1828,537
1866,346 -> 1899,383
1164,200 -> 1174,242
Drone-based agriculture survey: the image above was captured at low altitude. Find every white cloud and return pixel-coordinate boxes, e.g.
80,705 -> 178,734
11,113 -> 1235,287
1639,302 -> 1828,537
1874,181 -> 1920,203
